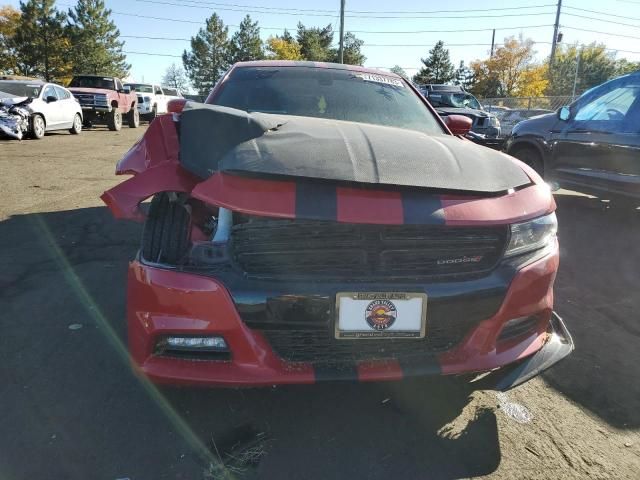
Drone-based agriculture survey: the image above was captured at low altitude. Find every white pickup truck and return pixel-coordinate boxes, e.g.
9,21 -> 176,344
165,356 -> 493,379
124,83 -> 167,121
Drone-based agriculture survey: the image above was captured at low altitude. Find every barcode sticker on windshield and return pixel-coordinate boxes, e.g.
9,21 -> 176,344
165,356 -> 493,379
356,73 -> 403,87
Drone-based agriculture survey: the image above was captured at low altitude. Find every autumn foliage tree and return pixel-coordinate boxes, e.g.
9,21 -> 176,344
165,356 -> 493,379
266,36 -> 303,60
0,5 -> 21,75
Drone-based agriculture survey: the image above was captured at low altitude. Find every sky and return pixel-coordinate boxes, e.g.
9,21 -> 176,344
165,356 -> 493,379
5,0 -> 640,87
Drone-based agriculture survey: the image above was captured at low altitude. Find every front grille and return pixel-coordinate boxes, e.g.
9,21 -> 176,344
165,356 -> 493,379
73,93 -> 108,107
231,220 -> 508,281
259,326 -> 462,364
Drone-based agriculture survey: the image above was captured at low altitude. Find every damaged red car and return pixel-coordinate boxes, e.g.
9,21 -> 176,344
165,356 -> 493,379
102,61 -> 573,389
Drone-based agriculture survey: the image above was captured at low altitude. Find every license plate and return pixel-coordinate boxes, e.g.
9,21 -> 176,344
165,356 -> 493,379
335,292 -> 427,339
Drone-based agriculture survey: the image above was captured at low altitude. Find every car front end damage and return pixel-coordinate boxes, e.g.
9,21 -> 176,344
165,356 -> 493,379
102,106 -> 573,390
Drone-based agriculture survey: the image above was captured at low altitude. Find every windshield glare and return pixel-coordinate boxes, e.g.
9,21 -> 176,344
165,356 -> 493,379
213,67 -> 444,135
125,84 -> 154,93
0,82 -> 43,98
69,77 -> 115,89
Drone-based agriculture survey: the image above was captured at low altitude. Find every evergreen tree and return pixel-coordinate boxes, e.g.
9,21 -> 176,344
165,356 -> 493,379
454,60 -> 475,90
390,65 -> 408,79
296,23 -> 333,61
12,0 -> 71,82
182,13 -> 230,95
162,63 -> 189,93
412,41 -> 455,85
229,15 -> 263,63
68,0 -> 129,77
332,32 -> 365,65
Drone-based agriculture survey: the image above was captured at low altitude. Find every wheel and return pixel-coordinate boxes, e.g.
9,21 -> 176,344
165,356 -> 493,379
69,113 -> 82,134
141,193 -> 191,264
127,108 -> 140,128
107,110 -> 122,131
31,114 -> 45,139
511,145 -> 544,177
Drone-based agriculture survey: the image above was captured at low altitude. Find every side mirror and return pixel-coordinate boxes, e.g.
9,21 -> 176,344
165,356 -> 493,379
558,106 -> 571,121
123,86 -> 131,94
444,114 -> 472,135
46,95 -> 57,103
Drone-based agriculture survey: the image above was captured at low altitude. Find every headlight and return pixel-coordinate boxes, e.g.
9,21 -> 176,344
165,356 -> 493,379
144,96 -> 151,103
505,213 -> 557,257
489,116 -> 500,127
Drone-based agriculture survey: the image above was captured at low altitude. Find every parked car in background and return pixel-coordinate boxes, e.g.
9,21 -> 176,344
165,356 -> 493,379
0,80 -> 83,139
162,87 -> 183,102
505,71 -> 640,201
419,84 -> 501,138
102,61 -> 572,390
124,83 -> 168,121
68,75 -> 139,131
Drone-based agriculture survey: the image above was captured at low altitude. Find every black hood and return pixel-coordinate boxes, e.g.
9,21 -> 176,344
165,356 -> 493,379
511,111 -> 559,135
179,102 -> 531,194
435,106 -> 491,118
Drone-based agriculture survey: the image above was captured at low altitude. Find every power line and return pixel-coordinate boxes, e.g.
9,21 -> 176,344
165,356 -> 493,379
165,0 -> 557,15
564,5 -> 640,22
562,26 -> 640,41
563,12 -> 640,29
133,0 -> 556,19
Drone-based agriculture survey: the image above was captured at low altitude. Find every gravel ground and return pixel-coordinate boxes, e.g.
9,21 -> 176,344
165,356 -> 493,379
1,127 -> 639,479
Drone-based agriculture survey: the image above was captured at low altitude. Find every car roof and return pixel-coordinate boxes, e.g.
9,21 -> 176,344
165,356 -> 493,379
0,79 -> 46,85
232,60 -> 402,78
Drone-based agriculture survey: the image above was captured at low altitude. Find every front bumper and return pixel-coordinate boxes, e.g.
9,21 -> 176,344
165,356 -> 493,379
81,105 -> 111,113
126,241 -> 568,390
137,103 -> 153,114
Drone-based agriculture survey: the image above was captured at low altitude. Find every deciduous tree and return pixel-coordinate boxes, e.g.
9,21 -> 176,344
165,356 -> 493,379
182,13 -> 230,95
412,41 -> 455,85
0,5 -> 21,75
68,0 -> 129,77
548,43 -> 617,96
266,36 -> 302,60
162,63 -> 189,93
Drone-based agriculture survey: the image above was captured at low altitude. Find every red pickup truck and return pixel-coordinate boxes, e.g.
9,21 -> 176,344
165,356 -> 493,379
68,75 -> 139,131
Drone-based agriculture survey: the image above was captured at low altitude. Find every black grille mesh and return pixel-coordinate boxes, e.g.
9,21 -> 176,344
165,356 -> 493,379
231,220 -> 508,280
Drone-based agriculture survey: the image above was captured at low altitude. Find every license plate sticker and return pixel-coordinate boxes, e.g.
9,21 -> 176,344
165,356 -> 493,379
335,292 -> 427,339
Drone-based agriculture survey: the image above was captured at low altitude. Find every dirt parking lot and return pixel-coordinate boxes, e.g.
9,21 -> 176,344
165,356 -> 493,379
1,127 -> 639,479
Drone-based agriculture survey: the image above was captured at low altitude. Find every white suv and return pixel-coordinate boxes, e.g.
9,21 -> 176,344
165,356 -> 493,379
124,83 -> 167,121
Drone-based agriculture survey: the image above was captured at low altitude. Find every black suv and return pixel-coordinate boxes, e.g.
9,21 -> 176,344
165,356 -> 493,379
419,84 -> 501,138
505,72 -> 640,202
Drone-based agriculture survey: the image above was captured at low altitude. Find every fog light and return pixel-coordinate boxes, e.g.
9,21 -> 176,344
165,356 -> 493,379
498,315 -> 540,341
165,335 -> 228,351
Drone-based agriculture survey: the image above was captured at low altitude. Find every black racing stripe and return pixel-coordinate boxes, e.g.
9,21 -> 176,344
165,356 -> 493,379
402,191 -> 445,225
397,355 -> 442,378
295,182 -> 337,220
314,362 -> 359,382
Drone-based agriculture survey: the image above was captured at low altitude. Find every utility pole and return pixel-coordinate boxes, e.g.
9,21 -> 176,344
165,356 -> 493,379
550,0 -> 562,68
338,0 -> 345,63
490,29 -> 496,57
572,46 -> 582,99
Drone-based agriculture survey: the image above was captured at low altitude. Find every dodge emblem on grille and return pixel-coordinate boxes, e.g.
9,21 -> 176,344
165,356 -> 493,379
436,255 -> 483,265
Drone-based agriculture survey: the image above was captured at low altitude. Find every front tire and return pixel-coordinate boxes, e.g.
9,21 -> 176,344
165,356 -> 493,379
148,104 -> 157,122
511,145 -> 544,177
141,193 -> 191,265
69,113 -> 82,134
107,110 -> 122,131
128,108 -> 140,128
31,114 -> 45,139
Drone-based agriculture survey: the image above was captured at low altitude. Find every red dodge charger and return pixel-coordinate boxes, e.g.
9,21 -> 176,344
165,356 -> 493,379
102,61 -> 573,389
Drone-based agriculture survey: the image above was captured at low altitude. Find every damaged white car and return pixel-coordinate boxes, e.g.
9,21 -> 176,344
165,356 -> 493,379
0,80 -> 83,140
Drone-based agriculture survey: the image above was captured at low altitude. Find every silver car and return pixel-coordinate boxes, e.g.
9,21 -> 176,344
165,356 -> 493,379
0,80 -> 83,139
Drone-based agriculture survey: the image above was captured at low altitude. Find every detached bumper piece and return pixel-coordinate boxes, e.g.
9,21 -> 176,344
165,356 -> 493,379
476,312 -> 574,391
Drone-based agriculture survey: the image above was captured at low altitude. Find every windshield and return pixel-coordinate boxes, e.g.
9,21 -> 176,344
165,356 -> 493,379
69,76 -> 116,90
0,82 -> 43,98
164,87 -> 179,96
213,66 -> 443,135
428,92 -> 482,110
125,83 -> 154,93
